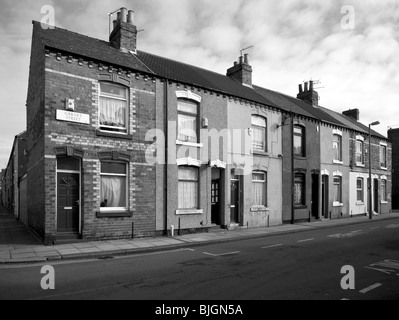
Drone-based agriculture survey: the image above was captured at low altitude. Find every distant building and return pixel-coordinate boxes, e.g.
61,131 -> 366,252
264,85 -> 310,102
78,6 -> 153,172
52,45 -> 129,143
388,128 -> 399,210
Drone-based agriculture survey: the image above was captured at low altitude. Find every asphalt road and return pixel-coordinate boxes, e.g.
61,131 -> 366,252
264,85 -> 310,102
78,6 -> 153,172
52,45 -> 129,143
0,218 -> 398,301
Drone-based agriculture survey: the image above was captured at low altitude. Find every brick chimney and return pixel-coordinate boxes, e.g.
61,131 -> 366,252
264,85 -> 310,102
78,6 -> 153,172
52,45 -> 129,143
342,108 -> 359,121
109,8 -> 137,53
226,54 -> 253,87
297,81 -> 319,107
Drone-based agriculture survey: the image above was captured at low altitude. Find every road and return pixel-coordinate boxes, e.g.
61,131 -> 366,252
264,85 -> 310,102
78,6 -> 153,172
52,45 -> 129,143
0,218 -> 398,301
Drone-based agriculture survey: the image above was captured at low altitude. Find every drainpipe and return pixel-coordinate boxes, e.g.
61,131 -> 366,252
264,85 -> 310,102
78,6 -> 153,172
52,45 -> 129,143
164,79 -> 169,236
291,110 -> 295,224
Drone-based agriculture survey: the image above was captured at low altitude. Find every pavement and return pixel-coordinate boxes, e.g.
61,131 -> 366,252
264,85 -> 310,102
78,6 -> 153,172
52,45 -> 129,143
1,204 -> 399,264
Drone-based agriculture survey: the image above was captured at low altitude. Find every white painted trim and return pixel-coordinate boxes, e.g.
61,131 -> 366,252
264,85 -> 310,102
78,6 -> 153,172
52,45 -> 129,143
333,160 -> 344,165
380,141 -> 388,147
356,135 -> 365,142
176,157 -> 202,167
381,175 -> 388,180
356,162 -> 365,168
176,90 -> 202,102
176,209 -> 204,215
209,159 -> 227,169
333,170 -> 343,177
332,129 -> 343,136
321,169 -> 329,176
333,202 -> 343,207
176,140 -> 204,148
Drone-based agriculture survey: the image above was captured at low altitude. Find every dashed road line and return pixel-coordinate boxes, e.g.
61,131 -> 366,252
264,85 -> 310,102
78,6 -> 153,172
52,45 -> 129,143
359,283 -> 382,294
203,251 -> 240,257
261,244 -> 283,249
297,238 -> 314,243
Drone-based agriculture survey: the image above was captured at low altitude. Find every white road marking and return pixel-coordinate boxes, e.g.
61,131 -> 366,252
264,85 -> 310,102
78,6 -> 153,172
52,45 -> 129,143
386,224 -> 399,229
359,283 -> 382,294
365,259 -> 399,275
297,238 -> 314,243
351,230 -> 362,233
328,230 -> 365,238
203,251 -> 240,257
261,244 -> 283,249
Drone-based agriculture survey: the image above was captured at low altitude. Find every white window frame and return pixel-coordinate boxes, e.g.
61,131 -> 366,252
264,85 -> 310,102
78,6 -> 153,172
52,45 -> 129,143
251,115 -> 267,152
356,138 -> 365,166
381,179 -> 388,203
100,161 -> 128,212
333,133 -> 343,163
177,99 -> 199,144
176,166 -> 203,215
333,175 -> 343,207
251,171 -> 267,208
99,82 -> 129,134
356,177 -> 364,203
380,144 -> 387,169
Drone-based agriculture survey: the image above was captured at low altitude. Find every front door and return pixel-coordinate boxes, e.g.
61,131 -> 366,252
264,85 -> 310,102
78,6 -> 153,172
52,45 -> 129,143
57,173 -> 80,233
373,178 -> 379,213
322,175 -> 329,219
311,174 -> 319,219
211,180 -> 220,225
230,179 -> 240,223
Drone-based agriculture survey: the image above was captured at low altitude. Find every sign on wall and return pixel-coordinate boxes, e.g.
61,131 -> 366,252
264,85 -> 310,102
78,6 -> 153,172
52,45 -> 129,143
56,110 -> 90,125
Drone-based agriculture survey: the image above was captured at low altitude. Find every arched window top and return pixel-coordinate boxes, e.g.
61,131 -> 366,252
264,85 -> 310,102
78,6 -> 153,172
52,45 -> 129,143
251,115 -> 267,127
356,135 -> 365,142
176,90 -> 202,103
332,129 -> 343,136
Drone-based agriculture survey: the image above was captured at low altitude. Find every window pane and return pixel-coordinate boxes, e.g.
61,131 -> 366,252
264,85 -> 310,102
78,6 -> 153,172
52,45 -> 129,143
178,100 -> 197,115
333,135 -> 341,161
100,83 -> 127,98
178,114 -> 197,142
252,127 -> 265,150
381,180 -> 387,201
294,174 -> 304,205
380,146 -> 386,167
294,135 -> 302,155
100,97 -> 126,128
101,162 -> 126,175
252,173 -> 265,181
100,176 -> 126,208
178,167 -> 198,181
253,181 -> 265,206
333,177 -> 341,202
178,181 -> 198,209
251,116 -> 266,127
57,157 -> 80,171
356,141 -> 363,163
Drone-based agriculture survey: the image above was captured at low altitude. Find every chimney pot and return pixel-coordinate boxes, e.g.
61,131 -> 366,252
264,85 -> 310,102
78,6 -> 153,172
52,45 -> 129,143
127,10 -> 134,24
298,84 -> 303,93
117,12 -> 121,22
304,82 -> 308,91
234,61 -> 238,66
113,20 -> 117,29
244,53 -> 249,64
310,80 -> 314,91
121,8 -> 128,23
239,56 -> 243,64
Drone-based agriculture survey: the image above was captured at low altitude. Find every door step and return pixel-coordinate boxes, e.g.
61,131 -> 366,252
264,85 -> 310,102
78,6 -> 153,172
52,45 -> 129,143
54,233 -> 81,245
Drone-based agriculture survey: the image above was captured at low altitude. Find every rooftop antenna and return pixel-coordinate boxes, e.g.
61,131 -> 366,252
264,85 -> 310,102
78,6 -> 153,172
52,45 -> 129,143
240,45 -> 254,57
303,78 -> 325,90
108,8 -> 123,35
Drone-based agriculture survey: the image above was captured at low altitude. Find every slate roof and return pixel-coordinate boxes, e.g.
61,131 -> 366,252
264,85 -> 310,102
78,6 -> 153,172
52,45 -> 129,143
33,21 -> 387,139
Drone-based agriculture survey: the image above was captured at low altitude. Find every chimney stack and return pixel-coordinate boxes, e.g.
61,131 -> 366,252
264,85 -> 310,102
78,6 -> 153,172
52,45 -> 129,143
342,108 -> 360,121
297,80 -> 319,107
226,54 -> 253,87
109,8 -> 138,53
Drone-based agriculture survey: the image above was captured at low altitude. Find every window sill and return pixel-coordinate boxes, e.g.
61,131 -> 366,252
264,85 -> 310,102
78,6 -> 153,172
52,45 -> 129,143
251,150 -> 269,156
176,209 -> 204,215
356,163 -> 365,168
176,140 -> 203,148
294,155 -> 307,160
96,130 -> 133,140
333,160 -> 343,165
96,210 -> 132,218
356,201 -> 365,206
294,205 -> 307,210
381,201 -> 388,204
333,202 -> 343,207
250,206 -> 269,212
380,167 -> 388,171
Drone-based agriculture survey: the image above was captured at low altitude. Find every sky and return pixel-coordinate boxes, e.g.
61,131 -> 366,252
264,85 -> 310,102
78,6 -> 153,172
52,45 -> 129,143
0,0 -> 398,167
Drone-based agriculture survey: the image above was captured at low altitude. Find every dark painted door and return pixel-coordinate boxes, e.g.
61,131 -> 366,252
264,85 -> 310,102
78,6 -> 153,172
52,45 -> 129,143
57,173 -> 80,233
322,175 -> 329,219
311,174 -> 319,219
211,180 -> 220,225
373,178 -> 379,213
230,180 -> 239,223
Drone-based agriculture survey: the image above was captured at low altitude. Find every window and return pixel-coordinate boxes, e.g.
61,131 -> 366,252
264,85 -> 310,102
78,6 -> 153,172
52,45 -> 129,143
333,176 -> 342,203
99,82 -> 128,133
177,100 -> 198,143
356,140 -> 364,164
294,173 -> 305,206
251,116 -> 267,152
381,180 -> 387,201
333,134 -> 342,161
294,125 -> 305,157
178,167 -> 199,209
380,145 -> 387,168
100,162 -> 127,210
252,172 -> 267,207
356,178 -> 364,202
